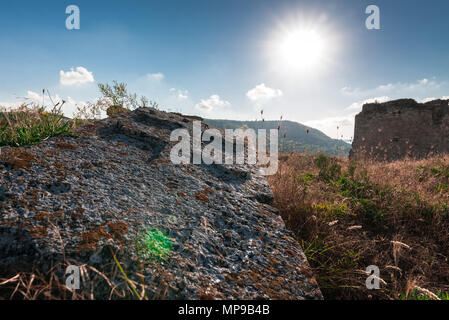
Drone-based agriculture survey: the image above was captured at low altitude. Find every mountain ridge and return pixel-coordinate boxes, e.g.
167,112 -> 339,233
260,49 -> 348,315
204,118 -> 351,157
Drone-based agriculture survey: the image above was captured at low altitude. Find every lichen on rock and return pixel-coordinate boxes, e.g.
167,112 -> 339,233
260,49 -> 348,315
0,107 -> 322,300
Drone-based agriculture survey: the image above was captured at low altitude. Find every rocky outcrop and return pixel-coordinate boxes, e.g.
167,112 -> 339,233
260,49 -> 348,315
0,107 -> 322,299
350,99 -> 449,161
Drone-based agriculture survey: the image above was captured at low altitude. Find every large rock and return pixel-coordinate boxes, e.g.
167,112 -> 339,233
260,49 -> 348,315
350,99 -> 449,161
0,107 -> 322,299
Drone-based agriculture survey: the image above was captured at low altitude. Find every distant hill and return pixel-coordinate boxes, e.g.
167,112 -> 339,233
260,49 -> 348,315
204,119 -> 351,157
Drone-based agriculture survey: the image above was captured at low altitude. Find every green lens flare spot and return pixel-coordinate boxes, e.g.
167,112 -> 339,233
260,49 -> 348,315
136,228 -> 173,262
167,215 -> 177,225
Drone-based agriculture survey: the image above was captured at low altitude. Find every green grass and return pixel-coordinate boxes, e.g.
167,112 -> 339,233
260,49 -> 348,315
417,163 -> 449,181
400,289 -> 449,300
314,202 -> 352,220
269,153 -> 449,299
0,104 -> 77,147
135,228 -> 173,262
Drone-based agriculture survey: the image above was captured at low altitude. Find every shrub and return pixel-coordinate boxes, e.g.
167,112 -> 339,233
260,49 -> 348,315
106,105 -> 131,116
73,81 -> 159,121
98,81 -> 158,111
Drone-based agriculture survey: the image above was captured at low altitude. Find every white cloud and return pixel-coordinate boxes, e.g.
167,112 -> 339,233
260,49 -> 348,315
60,67 -> 94,86
305,113 -> 357,140
346,96 -> 390,111
26,90 -> 45,102
195,94 -> 230,111
169,88 -> 189,100
420,96 -> 449,103
178,91 -> 188,100
0,100 -> 21,110
376,78 -> 441,92
147,72 -> 164,81
25,91 -> 86,116
0,91 -> 56,110
246,83 -> 283,101
26,90 -> 65,107
340,86 -> 356,94
63,96 -> 89,118
341,78 -> 443,97
419,78 -> 429,85
0,90 -> 91,118
420,97 -> 437,103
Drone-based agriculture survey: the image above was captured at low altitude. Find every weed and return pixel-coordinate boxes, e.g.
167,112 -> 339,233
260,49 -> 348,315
0,103 -> 76,147
135,228 -> 173,262
268,153 -> 449,299
400,288 -> 449,300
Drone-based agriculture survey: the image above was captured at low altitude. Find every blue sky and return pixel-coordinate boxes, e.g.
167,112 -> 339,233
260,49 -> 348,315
1,0 -> 449,140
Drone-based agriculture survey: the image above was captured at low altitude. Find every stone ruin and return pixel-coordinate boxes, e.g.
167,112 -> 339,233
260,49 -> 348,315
349,98 -> 449,161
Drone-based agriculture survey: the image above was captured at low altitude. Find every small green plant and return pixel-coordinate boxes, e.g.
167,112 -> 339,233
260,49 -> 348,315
72,81 -> 159,120
315,202 -> 352,220
0,101 -> 76,147
347,161 -> 357,179
417,163 -> 449,182
294,172 -> 315,193
98,81 -> 158,111
436,183 -> 449,193
135,228 -> 173,262
400,289 -> 449,300
314,154 -> 341,182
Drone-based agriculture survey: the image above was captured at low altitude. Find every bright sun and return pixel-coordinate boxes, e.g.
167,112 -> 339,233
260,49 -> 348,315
278,28 -> 325,70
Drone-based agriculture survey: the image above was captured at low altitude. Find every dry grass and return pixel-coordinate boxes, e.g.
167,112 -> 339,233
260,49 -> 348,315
0,251 -> 174,300
0,258 -> 113,300
0,103 -> 78,147
268,153 -> 449,300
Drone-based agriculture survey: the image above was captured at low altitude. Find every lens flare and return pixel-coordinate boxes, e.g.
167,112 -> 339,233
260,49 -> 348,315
278,29 -> 325,70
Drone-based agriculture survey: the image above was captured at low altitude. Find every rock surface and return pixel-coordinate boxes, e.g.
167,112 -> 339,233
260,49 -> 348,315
350,98 -> 449,161
0,107 -> 322,299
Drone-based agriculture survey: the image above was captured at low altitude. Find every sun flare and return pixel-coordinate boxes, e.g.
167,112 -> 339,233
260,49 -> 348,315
278,28 -> 326,70
265,12 -> 339,77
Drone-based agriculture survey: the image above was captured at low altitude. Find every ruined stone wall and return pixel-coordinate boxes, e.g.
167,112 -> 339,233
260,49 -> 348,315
349,99 -> 449,161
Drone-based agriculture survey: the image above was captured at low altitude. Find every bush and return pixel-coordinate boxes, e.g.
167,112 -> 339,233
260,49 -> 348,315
73,81 -> 159,120
98,81 -> 158,111
106,105 -> 131,116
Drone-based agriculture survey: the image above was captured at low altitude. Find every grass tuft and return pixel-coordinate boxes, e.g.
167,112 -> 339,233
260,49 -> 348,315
0,103 -> 76,147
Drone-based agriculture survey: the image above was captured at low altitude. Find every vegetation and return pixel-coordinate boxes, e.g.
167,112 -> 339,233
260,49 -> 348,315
0,101 -> 76,147
135,228 -> 173,262
98,80 -> 158,113
0,82 -> 158,147
3,82 -> 448,300
268,153 -> 449,300
75,81 -> 158,119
